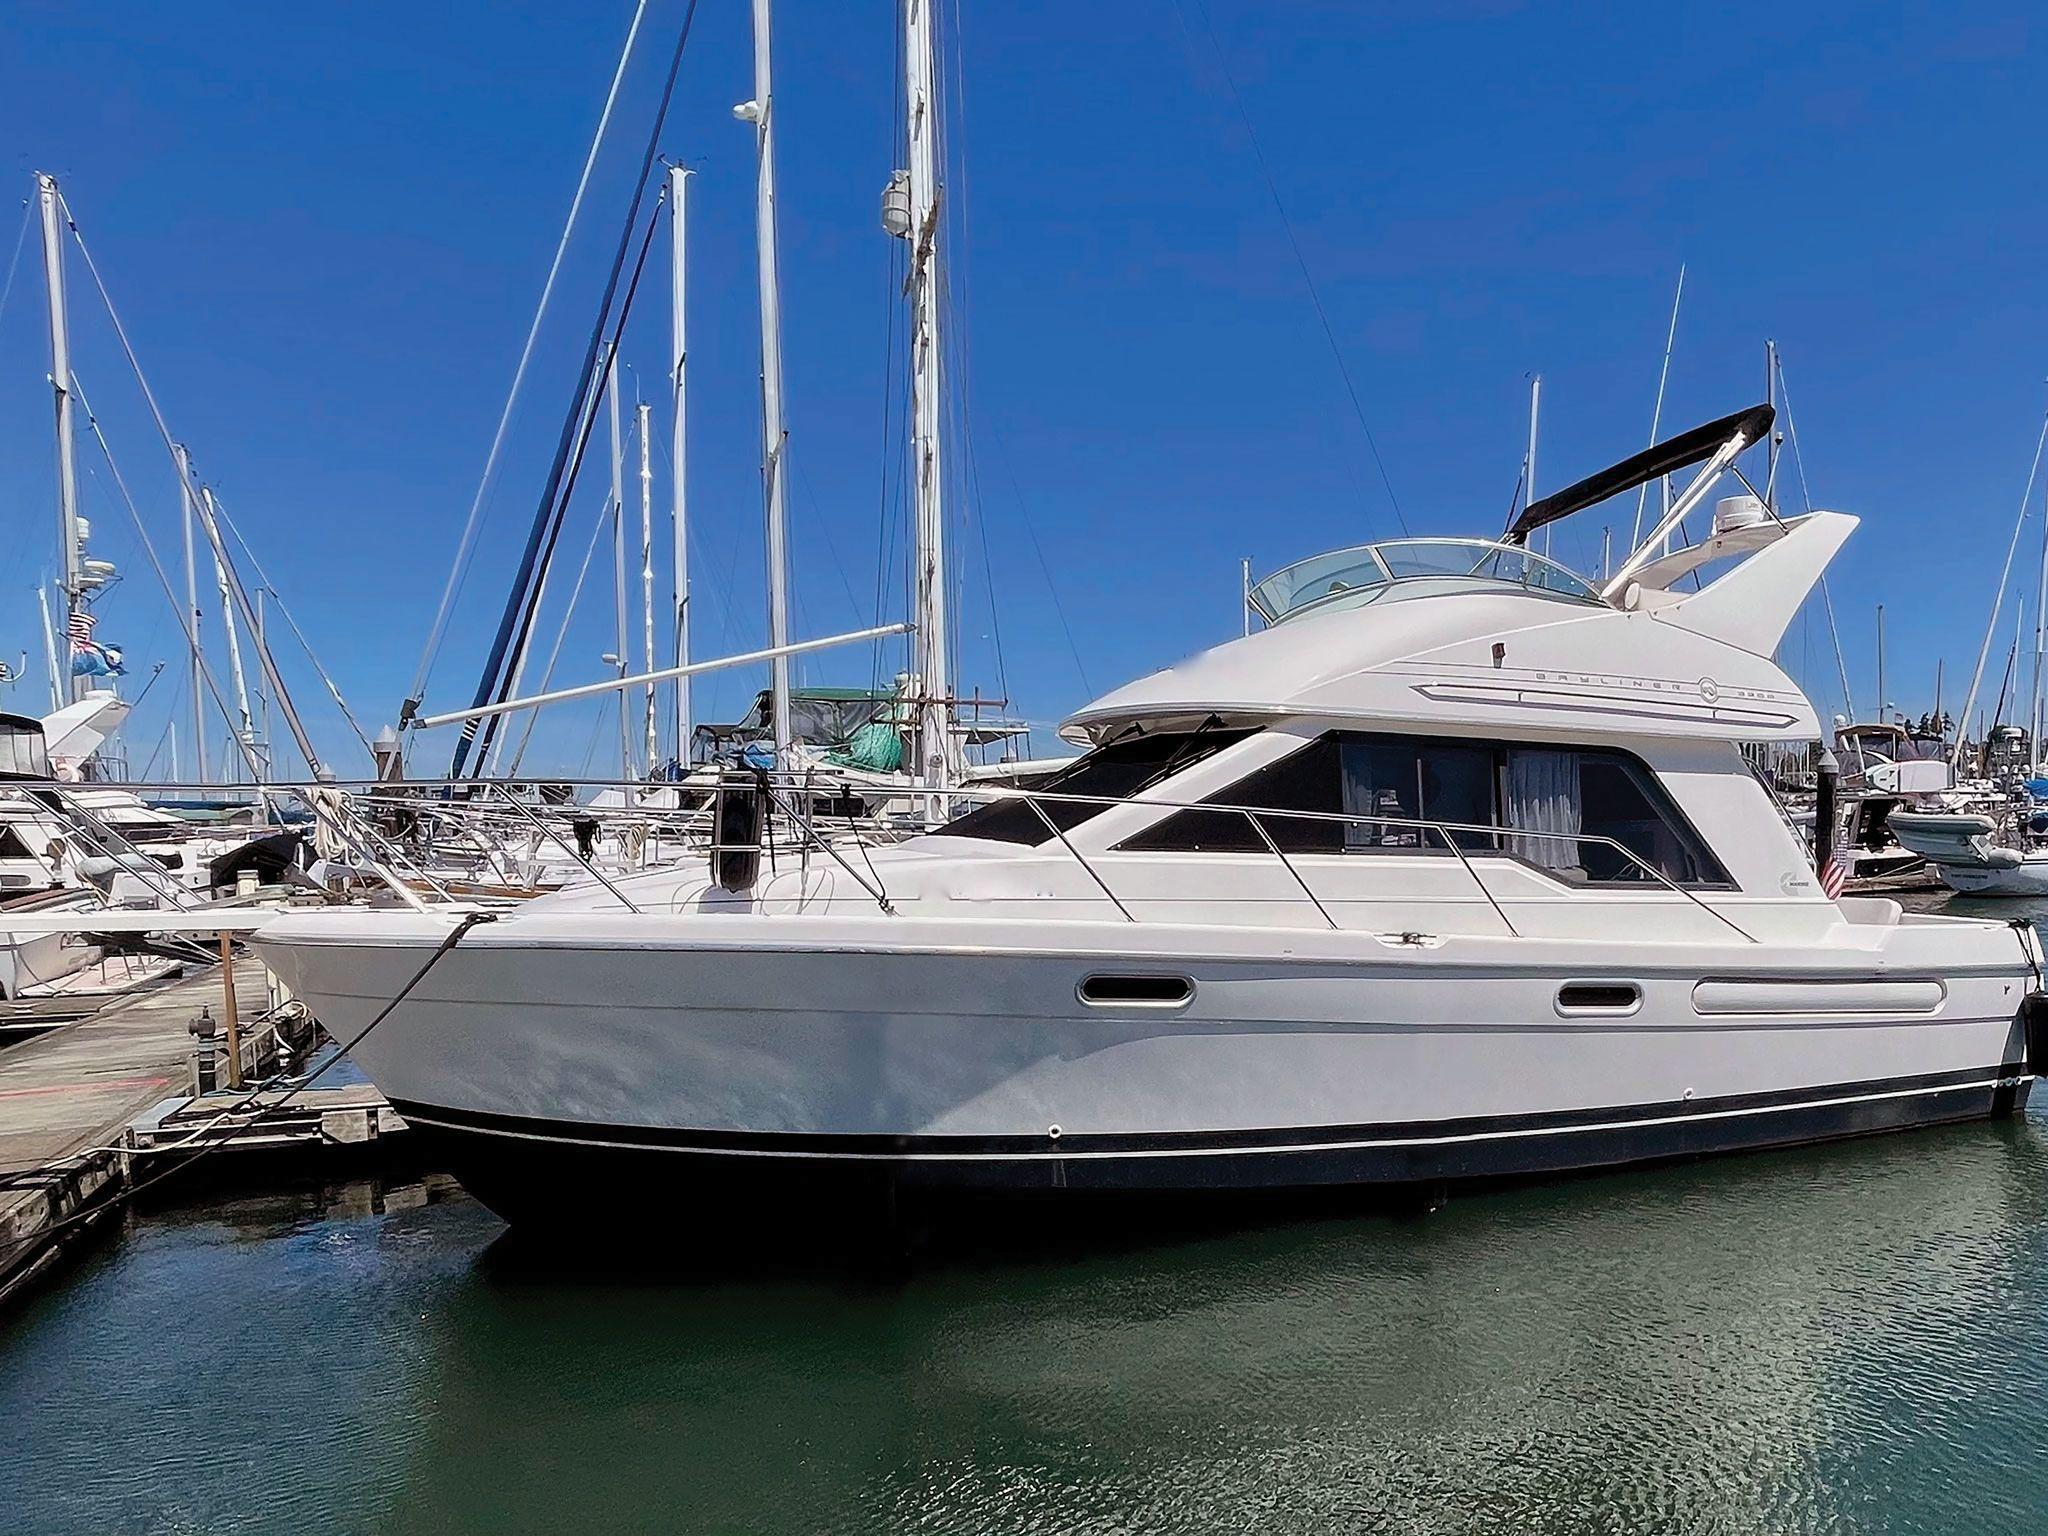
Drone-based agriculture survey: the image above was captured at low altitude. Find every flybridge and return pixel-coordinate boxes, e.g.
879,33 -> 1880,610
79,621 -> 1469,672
1245,404 -> 1784,633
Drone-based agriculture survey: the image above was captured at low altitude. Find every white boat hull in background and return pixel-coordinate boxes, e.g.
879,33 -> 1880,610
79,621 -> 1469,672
1888,811 -> 2048,897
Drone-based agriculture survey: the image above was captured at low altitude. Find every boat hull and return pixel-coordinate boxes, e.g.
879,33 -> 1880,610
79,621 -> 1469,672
254,912 -> 2040,1228
390,1069 -> 2027,1234
1887,811 -> 2048,896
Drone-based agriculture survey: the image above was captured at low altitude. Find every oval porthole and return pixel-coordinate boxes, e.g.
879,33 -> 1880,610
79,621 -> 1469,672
1556,981 -> 1642,1015
1078,973 -> 1194,1007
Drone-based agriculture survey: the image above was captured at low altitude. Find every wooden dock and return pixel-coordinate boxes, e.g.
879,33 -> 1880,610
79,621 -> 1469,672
0,958 -> 269,1310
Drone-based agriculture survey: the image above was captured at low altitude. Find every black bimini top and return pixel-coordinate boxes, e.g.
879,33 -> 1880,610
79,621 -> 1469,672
1505,402 -> 1775,546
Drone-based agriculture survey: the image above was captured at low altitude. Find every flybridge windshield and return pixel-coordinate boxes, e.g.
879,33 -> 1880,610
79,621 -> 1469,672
1248,539 -> 1601,625
0,720 -> 49,780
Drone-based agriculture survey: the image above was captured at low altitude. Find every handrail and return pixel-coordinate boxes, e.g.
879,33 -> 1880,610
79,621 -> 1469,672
1025,797 -> 1136,923
484,781 -> 642,914
1241,810 -> 1338,931
36,783 -> 202,912
961,784 -> 1757,944
1426,822 -> 1520,938
761,782 -> 896,916
23,773 -> 1758,945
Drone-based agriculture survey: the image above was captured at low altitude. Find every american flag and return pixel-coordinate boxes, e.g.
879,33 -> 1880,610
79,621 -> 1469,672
67,608 -> 95,643
1819,827 -> 1848,899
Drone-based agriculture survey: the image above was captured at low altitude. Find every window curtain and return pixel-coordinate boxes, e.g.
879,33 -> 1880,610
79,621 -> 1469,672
1505,749 -> 1582,870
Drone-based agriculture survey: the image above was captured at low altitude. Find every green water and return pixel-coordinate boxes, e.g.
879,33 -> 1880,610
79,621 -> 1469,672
7,893 -> 2048,1534
10,1126 -> 2048,1534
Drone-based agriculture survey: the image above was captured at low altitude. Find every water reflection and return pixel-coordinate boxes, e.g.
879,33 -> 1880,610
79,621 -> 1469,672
391,1121 -> 2048,1534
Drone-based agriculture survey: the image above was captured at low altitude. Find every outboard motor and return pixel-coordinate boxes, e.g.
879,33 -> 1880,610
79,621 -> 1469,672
711,770 -> 765,892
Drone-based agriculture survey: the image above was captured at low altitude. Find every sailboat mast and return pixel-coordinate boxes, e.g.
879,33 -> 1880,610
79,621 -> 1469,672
256,590 -> 274,788
902,0 -> 956,794
1631,264 -> 1685,551
204,487 -> 257,776
607,347 -> 632,781
1523,374 -> 1543,558
638,399 -> 657,777
1764,339 -> 1779,511
36,587 -> 60,713
174,444 -> 209,781
1875,603 -> 1885,724
36,173 -> 85,705
741,0 -> 793,757
2032,473 -> 2048,772
668,163 -> 691,766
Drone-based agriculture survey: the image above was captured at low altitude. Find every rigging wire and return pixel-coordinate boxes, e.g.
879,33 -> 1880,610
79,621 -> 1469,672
136,699 -> 178,780
980,414 -> 1092,696
1772,354 -> 1857,720
1629,264 -> 1686,550
0,197 -> 32,329
933,0 -> 1014,734
505,487 -> 619,776
452,0 -> 702,778
789,453 -> 871,633
468,168 -> 678,777
406,0 -> 651,710
1950,403 -> 2048,768
58,198 -> 324,775
1171,0 -> 1409,536
868,0 -> 911,701
648,422 -> 734,643
868,142 -> 906,700
206,500 -> 376,757
68,376 -> 268,781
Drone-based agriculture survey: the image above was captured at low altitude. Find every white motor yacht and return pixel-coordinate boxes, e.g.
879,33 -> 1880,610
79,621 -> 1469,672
252,407 -> 2047,1230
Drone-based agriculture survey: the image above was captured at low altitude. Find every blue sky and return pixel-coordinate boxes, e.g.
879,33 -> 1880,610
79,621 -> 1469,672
1,1 -> 2044,778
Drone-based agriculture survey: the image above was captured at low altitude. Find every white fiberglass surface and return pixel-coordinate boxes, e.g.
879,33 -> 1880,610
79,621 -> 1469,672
1250,539 -> 1600,624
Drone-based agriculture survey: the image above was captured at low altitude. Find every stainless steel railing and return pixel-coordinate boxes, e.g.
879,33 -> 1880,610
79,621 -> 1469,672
22,773 -> 1758,945
951,785 -> 1758,944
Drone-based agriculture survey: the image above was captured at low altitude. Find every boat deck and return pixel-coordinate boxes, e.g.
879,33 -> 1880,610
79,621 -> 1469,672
0,953 -> 189,1040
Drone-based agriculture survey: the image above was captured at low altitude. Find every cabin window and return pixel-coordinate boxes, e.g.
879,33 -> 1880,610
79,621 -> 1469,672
0,826 -> 32,859
1118,732 -> 1728,886
1339,738 -> 1494,851
941,726 -> 1254,844
1113,736 -> 1346,853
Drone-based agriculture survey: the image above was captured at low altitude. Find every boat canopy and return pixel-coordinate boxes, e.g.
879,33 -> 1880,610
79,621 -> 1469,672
1248,538 -> 1601,626
1505,402 -> 1774,546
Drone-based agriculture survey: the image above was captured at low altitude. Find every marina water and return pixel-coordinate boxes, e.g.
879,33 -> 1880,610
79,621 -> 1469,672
7,899 -> 2048,1535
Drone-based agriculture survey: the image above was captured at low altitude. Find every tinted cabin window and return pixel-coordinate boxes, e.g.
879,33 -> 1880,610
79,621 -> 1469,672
1339,738 -> 1494,851
1119,732 -> 1728,886
1570,753 -> 1721,884
1123,736 -> 1494,855
942,728 -> 1252,845
1118,736 -> 1344,852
